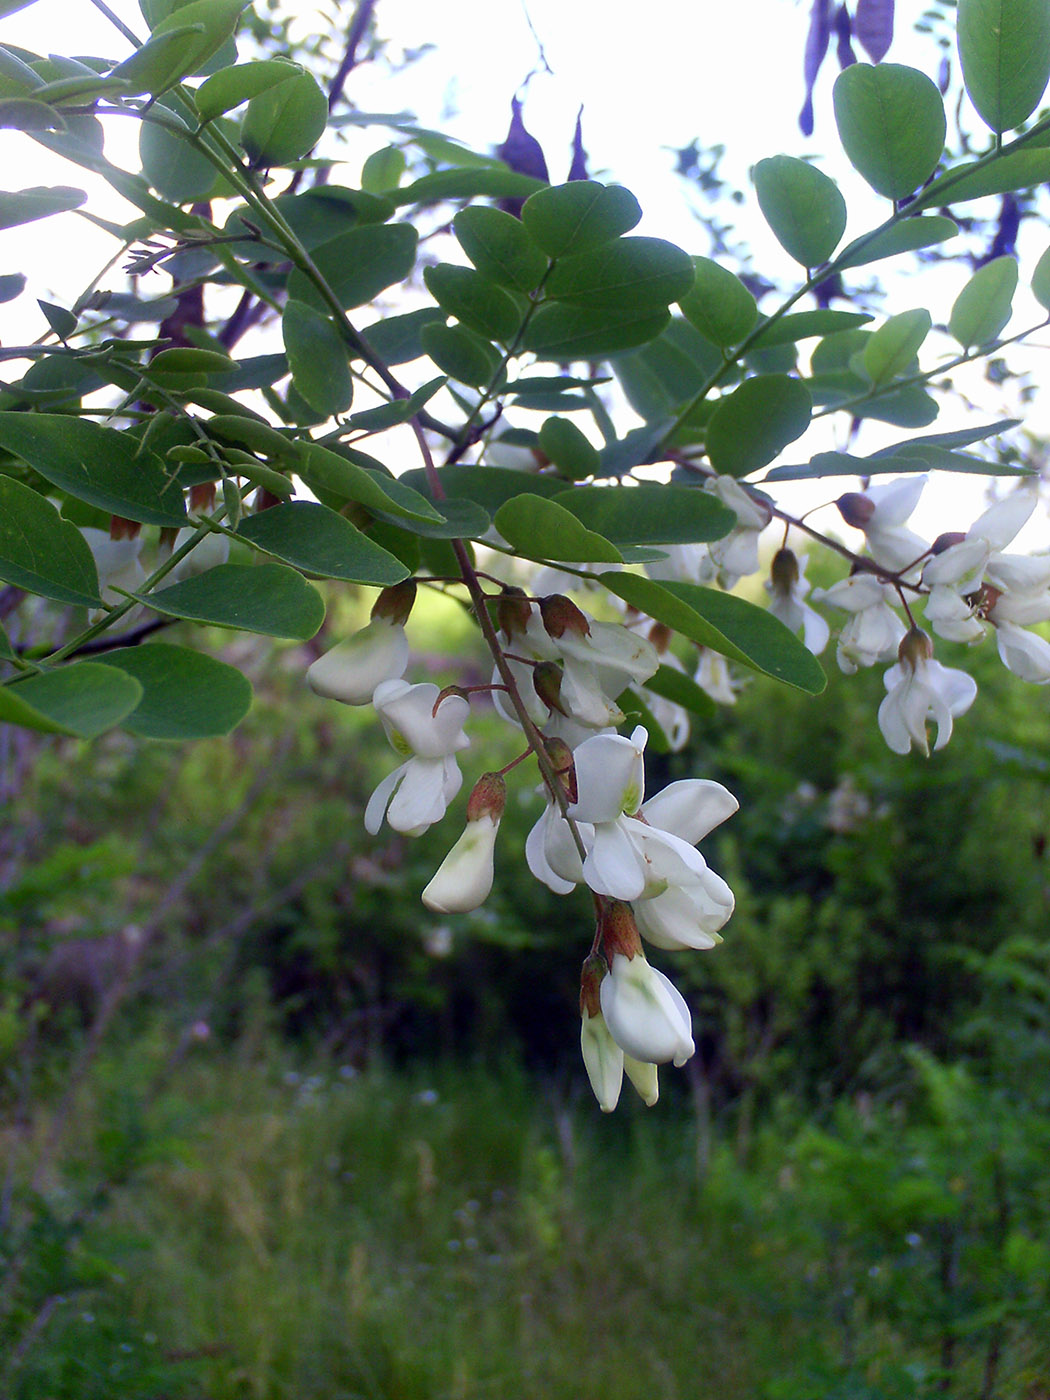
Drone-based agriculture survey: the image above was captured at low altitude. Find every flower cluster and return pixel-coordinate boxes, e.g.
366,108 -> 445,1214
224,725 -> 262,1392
306,578 -> 738,1111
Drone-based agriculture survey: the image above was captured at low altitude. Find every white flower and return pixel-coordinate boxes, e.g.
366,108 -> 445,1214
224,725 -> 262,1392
82,527 -> 146,626
308,616 -> 409,706
861,476 -> 930,574
694,647 -> 739,704
631,779 -> 738,950
644,542 -> 715,585
580,1008 -> 624,1112
364,679 -> 470,835
706,476 -> 771,588
422,814 -> 500,913
814,573 -> 906,674
765,550 -> 830,655
877,630 -> 977,756
994,621 -> 1050,684
599,953 -> 695,1067
525,797 -> 592,894
921,537 -> 988,644
169,525 -> 230,582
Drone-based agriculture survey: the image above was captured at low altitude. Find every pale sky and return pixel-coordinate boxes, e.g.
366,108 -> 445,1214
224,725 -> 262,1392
1,0 -> 1046,543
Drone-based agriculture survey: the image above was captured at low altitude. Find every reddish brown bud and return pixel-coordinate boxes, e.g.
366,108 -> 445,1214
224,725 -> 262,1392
467,772 -> 507,824
836,492 -> 876,528
579,951 -> 608,1018
497,586 -> 532,640
930,531 -> 967,555
256,488 -> 282,512
109,515 -> 141,541
770,547 -> 799,594
533,661 -> 568,716
542,736 -> 577,802
540,594 -> 591,641
188,482 -> 217,515
648,622 -> 673,653
898,626 -> 934,668
371,580 -> 417,626
599,899 -> 644,962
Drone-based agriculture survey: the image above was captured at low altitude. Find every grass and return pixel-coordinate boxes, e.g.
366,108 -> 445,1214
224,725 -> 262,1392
6,1040 -> 1047,1400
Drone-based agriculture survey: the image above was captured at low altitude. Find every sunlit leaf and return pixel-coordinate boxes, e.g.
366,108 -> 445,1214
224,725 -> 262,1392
544,237 -> 694,312
240,66 -> 327,166
194,58 -> 300,121
678,257 -> 758,348
538,417 -> 600,480
423,264 -> 523,343
552,485 -> 736,545
0,184 -> 84,229
862,308 -> 931,385
836,215 -> 958,268
286,223 -> 418,310
453,204 -> 548,292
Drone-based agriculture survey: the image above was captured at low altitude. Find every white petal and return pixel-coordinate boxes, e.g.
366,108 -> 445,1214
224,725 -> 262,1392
422,816 -> 499,913
640,779 -> 738,844
922,538 -> 989,588
622,1055 -> 659,1106
599,954 -> 694,1066
307,619 -> 408,706
877,679 -> 919,756
386,757 -> 456,834
525,806 -> 578,895
926,659 -> 978,716
867,475 -> 927,527
583,821 -> 647,900
581,1012 -> 624,1112
995,623 -> 1050,683
985,553 -> 1050,595
364,764 -> 406,835
569,731 -> 646,823
374,680 -> 470,759
634,881 -> 732,950
968,486 -> 1037,551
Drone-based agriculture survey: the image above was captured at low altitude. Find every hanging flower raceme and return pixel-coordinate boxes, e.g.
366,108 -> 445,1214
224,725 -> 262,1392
364,678 -> 471,836
422,773 -> 506,913
579,950 -> 662,1112
596,901 -> 695,1070
307,581 -> 415,705
764,548 -> 830,655
877,627 -> 977,756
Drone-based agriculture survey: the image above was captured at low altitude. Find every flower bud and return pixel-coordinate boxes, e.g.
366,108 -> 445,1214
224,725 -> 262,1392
898,626 -> 934,669
307,615 -> 409,705
466,772 -> 506,824
599,899 -> 644,962
533,660 -> 568,716
540,594 -> 591,641
579,951 -> 607,1019
188,484 -> 217,516
497,586 -> 533,640
836,492 -> 876,528
371,580 -> 417,627
647,622 -> 673,654
769,547 -> 799,595
109,514 -> 141,541
542,737 -> 577,803
930,531 -> 967,555
421,803 -> 501,914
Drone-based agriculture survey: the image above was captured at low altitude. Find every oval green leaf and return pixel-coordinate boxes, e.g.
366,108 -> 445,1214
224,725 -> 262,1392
237,501 -> 409,585
139,110 -> 217,202
678,257 -> 758,347
194,58 -> 300,122
538,417 -> 600,480
521,303 -> 670,360
286,223 -> 418,311
520,181 -> 641,258
544,236 -> 695,312
493,494 -> 622,563
1032,243 -> 1050,311
101,642 -> 252,738
753,155 -> 847,266
145,561 -> 325,639
0,476 -> 101,605
0,662 -> 143,737
295,442 -> 444,524
420,322 -> 503,387
958,0 -> 1050,133
948,255 -> 1018,348
750,310 -> 871,350
240,67 -> 327,166
836,215 -> 959,268
551,485 -> 736,545
0,413 -> 187,526
422,264 -> 522,343
282,299 -> 352,417
0,184 -> 85,229
706,374 -> 813,478
833,63 -> 946,200
863,308 -> 932,385
453,205 -> 548,292
601,573 -> 826,694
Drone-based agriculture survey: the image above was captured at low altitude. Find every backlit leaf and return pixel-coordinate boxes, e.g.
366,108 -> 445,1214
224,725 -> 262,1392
194,58 -> 300,121
551,485 -> 736,545
0,476 -> 101,605
677,257 -> 758,348
958,0 -> 1050,133
0,184 -> 84,229
453,205 -> 548,292
863,308 -> 932,385
240,67 -> 327,166
286,223 -> 418,310
833,63 -> 946,200
145,562 -> 325,639
520,180 -> 641,258
282,299 -> 352,417
753,155 -> 847,266
706,375 -> 813,477
836,215 -> 958,268
948,256 -> 1018,348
